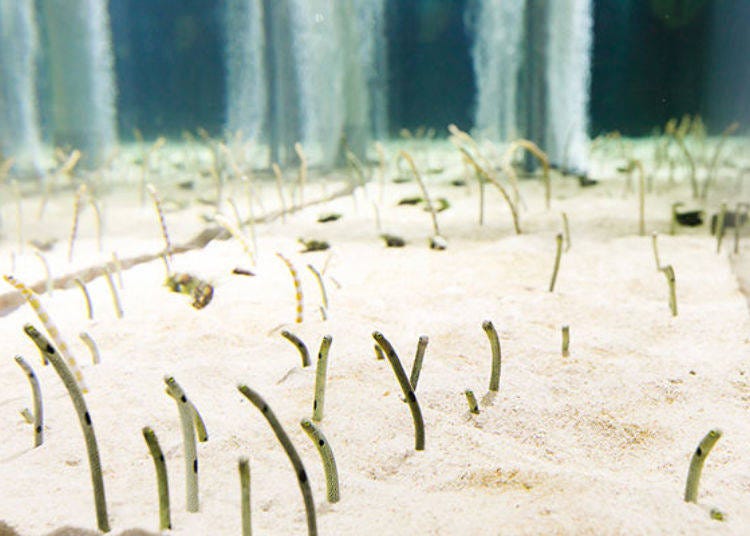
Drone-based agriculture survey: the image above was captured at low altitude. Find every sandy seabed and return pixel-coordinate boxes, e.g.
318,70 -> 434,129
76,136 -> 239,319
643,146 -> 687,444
0,140 -> 749,535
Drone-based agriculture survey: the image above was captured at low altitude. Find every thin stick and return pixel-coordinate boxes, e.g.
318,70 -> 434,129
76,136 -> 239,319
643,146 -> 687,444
142,426 -> 171,530
74,278 -> 93,320
549,233 -> 564,292
239,457 -> 251,536
562,212 -> 571,251
373,331 -> 425,451
272,163 -> 287,223
79,332 -> 101,364
146,184 -> 173,267
14,355 -> 43,447
23,324 -> 109,532
684,429 -> 722,503
68,184 -> 87,262
312,336 -> 332,422
300,418 -> 340,503
716,202 -> 727,254
307,264 -> 328,312
295,142 -> 307,208
464,389 -> 479,414
104,267 -> 123,319
409,335 -> 429,391
398,150 -> 441,238
482,321 -> 501,391
215,213 -> 255,265
281,330 -> 310,367
237,384 -> 317,536
661,265 -> 677,316
34,251 -> 53,295
276,253 -> 303,323
562,325 -> 570,357
164,376 -> 199,512
6,275 -> 87,392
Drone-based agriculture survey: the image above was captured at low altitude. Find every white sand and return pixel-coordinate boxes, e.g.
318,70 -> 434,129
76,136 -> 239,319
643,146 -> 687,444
0,142 -> 749,535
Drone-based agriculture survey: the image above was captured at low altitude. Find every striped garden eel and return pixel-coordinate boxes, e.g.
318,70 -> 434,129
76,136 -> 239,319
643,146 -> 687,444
276,253 -> 303,323
5,275 -> 87,393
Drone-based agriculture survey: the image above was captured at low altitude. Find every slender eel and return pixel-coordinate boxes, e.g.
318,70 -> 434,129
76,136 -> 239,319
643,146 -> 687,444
373,331 -> 425,451
34,251 -> 53,295
111,252 -> 124,289
482,321 -> 502,392
74,278 -> 93,320
215,213 -> 255,265
652,232 -> 661,271
398,150 -> 442,239
89,198 -> 103,252
300,418 -> 340,503
68,184 -> 87,262
276,253 -> 303,323
562,212 -> 571,251
237,384 -> 317,536
79,332 -> 101,364
716,202 -> 727,254
14,355 -> 43,447
23,324 -> 109,532
459,148 -> 521,234
685,429 -> 722,503
281,330 -> 310,367
734,203 -> 749,254
239,457 -> 251,536
307,264 -> 328,312
20,408 -> 34,424
562,325 -> 570,357
549,233 -> 564,292
146,184 -> 174,267
464,389 -> 480,415
409,335 -> 429,391
312,336 -> 333,422
6,275 -> 87,392
142,426 -> 171,530
374,344 -> 385,360
164,376 -> 200,512
661,265 -> 677,316
104,266 -> 123,318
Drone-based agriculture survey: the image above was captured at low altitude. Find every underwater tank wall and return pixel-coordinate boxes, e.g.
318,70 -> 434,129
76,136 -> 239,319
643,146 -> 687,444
0,0 -> 42,173
1,1 -> 750,170
224,0 -> 386,167
470,0 -> 592,171
38,0 -> 117,168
